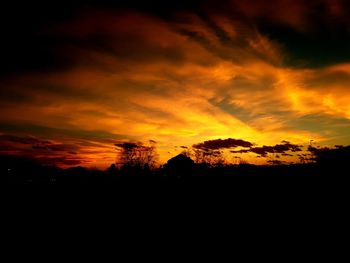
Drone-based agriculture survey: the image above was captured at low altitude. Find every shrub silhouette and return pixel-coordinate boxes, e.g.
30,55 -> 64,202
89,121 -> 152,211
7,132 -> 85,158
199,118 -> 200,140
3,142 -> 350,183
164,154 -> 195,178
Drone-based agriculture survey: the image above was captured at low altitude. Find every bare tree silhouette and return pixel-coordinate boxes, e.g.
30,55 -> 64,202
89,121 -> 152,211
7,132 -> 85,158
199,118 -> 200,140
192,148 -> 226,167
115,140 -> 158,170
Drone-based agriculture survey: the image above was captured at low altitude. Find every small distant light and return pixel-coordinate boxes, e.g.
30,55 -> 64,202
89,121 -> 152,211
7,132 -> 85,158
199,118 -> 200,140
7,169 -> 11,172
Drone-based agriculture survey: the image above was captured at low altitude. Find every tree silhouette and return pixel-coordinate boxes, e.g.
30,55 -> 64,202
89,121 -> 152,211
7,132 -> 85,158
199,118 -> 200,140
192,148 -> 226,167
115,141 -> 158,170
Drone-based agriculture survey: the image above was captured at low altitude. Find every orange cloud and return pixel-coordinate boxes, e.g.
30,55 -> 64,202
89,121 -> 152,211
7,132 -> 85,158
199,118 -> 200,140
1,7 -> 349,167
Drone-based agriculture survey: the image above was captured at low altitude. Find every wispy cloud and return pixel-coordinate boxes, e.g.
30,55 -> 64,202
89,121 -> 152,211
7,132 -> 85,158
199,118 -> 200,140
0,2 -> 349,167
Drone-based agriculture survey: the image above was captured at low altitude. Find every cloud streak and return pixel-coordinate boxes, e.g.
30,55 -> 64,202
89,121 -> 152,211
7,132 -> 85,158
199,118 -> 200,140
193,138 -> 253,150
0,2 -> 349,167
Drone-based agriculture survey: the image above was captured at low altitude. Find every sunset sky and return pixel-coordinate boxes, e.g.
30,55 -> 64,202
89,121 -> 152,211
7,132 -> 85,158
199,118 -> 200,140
1,0 -> 350,168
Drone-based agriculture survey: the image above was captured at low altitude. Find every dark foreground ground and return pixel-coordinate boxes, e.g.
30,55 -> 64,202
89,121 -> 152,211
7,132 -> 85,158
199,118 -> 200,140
1,154 -> 349,184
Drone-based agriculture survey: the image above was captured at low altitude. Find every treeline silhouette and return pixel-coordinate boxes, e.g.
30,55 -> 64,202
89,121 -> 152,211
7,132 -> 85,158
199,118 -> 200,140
2,144 -> 350,184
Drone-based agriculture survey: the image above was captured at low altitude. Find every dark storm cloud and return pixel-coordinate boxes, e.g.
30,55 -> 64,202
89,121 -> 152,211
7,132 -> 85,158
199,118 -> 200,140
231,141 -> 303,157
0,121 -> 133,167
115,142 -> 141,150
0,131 -> 122,167
1,0 -> 348,76
0,0 -> 207,76
193,138 -> 253,150
305,70 -> 350,87
1,0 -> 349,167
0,135 -> 50,145
250,143 -> 302,156
0,2 -> 82,76
259,23 -> 350,68
0,134 -> 79,152
251,0 -> 350,68
0,122 -> 130,141
0,135 -> 83,166
0,77 -> 114,105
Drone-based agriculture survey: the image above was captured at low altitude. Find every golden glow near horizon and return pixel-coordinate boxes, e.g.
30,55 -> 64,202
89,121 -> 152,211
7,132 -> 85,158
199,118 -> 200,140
1,1 -> 350,168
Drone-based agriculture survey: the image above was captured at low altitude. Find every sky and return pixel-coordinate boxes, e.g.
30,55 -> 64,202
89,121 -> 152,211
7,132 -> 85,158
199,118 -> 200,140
0,0 -> 350,168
